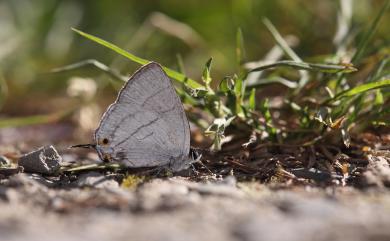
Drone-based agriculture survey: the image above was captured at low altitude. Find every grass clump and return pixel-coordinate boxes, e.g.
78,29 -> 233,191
69,1 -> 389,153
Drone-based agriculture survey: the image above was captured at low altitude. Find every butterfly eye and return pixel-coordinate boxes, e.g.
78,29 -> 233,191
102,138 -> 109,145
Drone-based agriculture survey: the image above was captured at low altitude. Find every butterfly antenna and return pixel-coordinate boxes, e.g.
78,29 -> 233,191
69,144 -> 96,149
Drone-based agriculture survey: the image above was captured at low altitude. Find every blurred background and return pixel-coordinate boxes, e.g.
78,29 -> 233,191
0,0 -> 389,148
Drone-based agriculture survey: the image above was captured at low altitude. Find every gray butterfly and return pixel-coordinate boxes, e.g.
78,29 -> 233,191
74,62 -> 193,172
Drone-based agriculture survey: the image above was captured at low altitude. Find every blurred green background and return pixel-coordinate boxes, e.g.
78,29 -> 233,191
0,0 -> 389,145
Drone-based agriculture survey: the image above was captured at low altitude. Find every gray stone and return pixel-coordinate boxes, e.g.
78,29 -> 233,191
18,145 -> 61,175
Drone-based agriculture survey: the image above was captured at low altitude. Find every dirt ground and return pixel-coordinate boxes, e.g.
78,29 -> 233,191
1,171 -> 390,241
1,131 -> 389,241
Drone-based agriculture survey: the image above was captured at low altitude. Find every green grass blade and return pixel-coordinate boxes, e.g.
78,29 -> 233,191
64,163 -> 121,172
249,60 -> 357,73
234,77 -> 244,115
263,18 -> 310,88
51,59 -> 127,82
236,28 -> 246,66
263,19 -> 301,61
247,77 -> 298,89
71,28 -> 202,89
249,88 -> 256,110
351,0 -> 390,64
374,89 -> 384,106
202,58 -> 213,88
368,57 -> 390,82
72,28 -> 148,63
332,79 -> 390,100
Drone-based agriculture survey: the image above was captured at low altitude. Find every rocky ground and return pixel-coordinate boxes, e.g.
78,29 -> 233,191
0,142 -> 390,241
1,171 -> 390,241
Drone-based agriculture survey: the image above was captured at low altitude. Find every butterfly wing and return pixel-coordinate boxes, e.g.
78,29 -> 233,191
94,62 -> 190,168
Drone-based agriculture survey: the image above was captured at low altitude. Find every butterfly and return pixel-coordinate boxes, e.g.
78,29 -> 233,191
73,62 -> 194,172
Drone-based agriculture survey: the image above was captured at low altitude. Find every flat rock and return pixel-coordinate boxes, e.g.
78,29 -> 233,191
18,145 -> 61,175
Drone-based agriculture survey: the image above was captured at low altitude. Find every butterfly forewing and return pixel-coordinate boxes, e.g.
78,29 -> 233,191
94,62 -> 190,167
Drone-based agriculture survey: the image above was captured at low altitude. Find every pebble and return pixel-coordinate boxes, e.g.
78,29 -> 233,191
18,145 -> 62,175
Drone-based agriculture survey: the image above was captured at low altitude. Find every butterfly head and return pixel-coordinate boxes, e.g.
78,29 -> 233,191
95,137 -> 115,162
